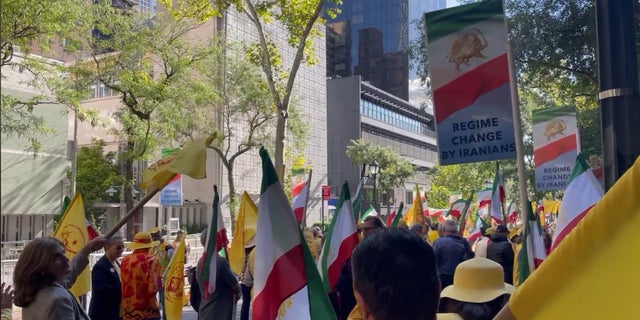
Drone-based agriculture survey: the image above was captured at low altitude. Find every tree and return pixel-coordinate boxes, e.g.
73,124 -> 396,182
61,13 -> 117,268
70,139 -> 123,224
237,0 -> 341,178
425,185 -> 450,209
159,0 -> 341,178
345,139 -> 414,194
72,5 -> 217,239
163,40 -> 279,228
1,0 -> 99,151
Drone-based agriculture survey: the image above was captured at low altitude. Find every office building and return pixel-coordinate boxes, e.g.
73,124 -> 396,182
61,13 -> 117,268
326,0 -> 447,102
327,75 -> 437,213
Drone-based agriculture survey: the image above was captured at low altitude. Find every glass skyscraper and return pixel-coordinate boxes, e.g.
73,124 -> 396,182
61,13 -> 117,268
326,0 -> 446,102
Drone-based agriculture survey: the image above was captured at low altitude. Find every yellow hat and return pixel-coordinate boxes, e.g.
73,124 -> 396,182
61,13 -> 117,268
441,258 -> 515,303
149,227 -> 160,234
485,227 -> 496,235
509,228 -> 520,240
125,232 -> 160,250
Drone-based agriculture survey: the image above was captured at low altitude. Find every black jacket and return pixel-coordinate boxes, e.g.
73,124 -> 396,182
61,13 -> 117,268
486,234 -> 514,284
89,255 -> 122,320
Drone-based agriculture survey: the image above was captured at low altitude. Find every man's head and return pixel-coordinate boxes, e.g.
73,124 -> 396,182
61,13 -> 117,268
409,223 -> 424,236
150,227 -> 162,242
104,235 -> 124,261
361,216 -> 385,239
352,227 -> 440,320
441,220 -> 459,235
496,224 -> 509,235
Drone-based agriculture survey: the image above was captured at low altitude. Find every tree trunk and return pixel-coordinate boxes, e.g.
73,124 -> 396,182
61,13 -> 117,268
274,113 -> 288,181
124,149 -> 135,241
227,162 -> 238,233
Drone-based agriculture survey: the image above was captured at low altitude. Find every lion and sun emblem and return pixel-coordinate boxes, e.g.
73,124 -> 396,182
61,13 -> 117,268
447,27 -> 489,71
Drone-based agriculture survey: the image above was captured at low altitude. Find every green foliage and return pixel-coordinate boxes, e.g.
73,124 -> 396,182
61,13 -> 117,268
345,139 -> 414,191
1,0 -> 104,151
426,185 -> 450,209
70,139 -> 124,221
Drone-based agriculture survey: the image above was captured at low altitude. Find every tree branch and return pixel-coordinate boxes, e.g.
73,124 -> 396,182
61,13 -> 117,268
241,0 -> 284,110
281,0 -> 326,115
537,61 -> 598,85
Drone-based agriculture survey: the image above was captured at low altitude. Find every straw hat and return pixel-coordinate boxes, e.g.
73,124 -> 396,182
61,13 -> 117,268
441,258 -> 515,303
125,232 -> 160,250
149,227 -> 160,234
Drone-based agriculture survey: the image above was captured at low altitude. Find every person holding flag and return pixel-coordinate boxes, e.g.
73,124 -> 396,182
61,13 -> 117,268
13,236 -> 106,320
197,186 -> 239,320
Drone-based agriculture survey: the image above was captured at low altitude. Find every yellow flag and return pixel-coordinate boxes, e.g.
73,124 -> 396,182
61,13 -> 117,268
404,185 -> 424,227
53,193 -> 90,297
141,137 -> 213,191
229,192 -> 258,274
495,156 -> 640,320
164,238 -> 185,320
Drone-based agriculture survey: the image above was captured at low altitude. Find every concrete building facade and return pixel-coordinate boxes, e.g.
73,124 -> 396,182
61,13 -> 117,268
327,75 -> 437,215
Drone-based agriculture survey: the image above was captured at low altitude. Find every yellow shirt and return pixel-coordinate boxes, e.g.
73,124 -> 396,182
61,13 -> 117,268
428,230 -> 440,244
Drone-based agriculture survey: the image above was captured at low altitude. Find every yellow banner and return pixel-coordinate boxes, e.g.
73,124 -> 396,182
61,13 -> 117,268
496,156 -> 640,319
229,192 -> 258,274
53,193 -> 90,297
164,238 -> 185,320
141,137 -> 212,191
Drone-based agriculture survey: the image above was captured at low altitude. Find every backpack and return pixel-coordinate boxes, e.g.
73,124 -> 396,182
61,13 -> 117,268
187,266 -> 201,312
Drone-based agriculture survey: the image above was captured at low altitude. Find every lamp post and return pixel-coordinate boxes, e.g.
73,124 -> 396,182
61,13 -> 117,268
369,160 -> 379,212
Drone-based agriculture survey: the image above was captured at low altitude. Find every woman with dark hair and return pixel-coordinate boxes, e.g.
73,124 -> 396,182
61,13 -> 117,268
439,258 -> 514,320
13,236 -> 106,320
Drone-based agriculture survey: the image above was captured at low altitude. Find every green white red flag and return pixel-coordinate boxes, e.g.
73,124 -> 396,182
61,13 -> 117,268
476,189 -> 493,220
448,198 -> 467,220
359,204 -> 379,223
490,166 -> 506,223
253,148 -> 336,320
292,169 -> 311,224
199,185 -> 229,299
551,154 -> 603,250
533,106 -> 579,191
424,0 -> 516,165
517,201 -> 547,285
318,182 -> 359,292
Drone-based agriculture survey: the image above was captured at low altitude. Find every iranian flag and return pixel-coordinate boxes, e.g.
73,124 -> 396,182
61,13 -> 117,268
318,182 -> 359,291
533,107 -> 579,191
490,167 -> 506,223
506,200 -> 518,226
253,148 -> 336,320
352,176 -> 366,222
466,212 -> 488,244
551,154 -> 603,250
199,185 -> 229,298
292,169 -> 312,224
448,199 -> 467,220
517,201 -> 547,285
424,0 -> 516,165
359,204 -> 379,223
476,189 -> 493,220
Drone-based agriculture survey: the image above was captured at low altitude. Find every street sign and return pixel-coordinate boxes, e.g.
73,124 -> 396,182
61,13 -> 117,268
322,185 -> 331,200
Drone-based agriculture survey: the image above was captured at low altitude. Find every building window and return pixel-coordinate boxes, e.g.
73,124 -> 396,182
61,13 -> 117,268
88,81 -> 118,99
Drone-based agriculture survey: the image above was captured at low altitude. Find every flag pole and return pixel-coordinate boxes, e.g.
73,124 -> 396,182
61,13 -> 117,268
104,174 -> 176,239
507,41 -> 529,220
301,169 -> 313,229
